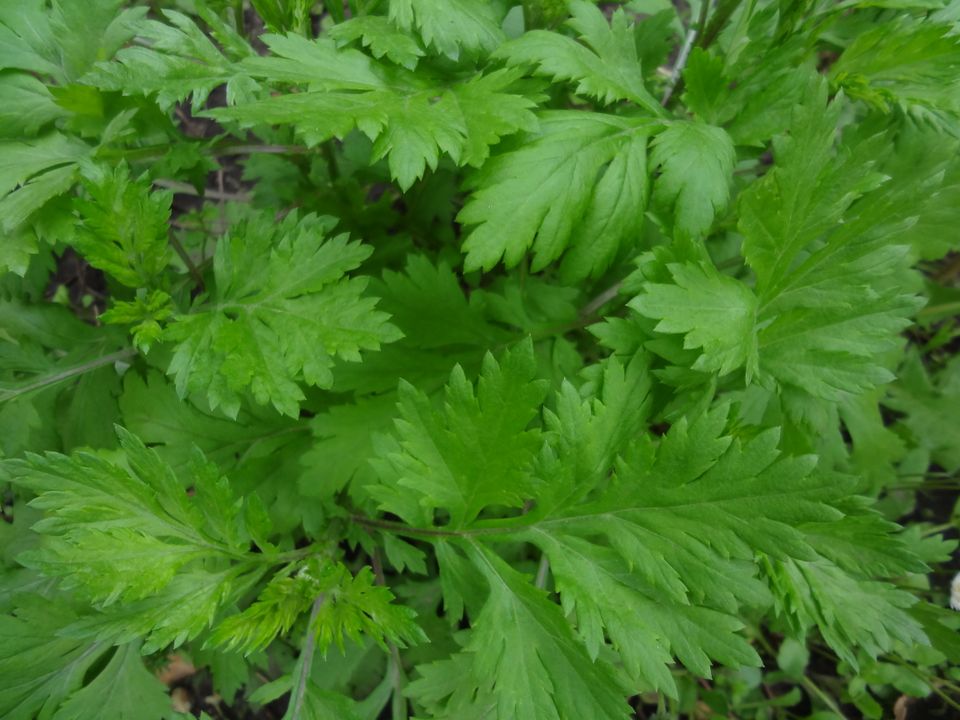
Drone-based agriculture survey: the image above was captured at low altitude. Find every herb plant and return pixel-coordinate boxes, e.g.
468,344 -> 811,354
2,0 -> 960,718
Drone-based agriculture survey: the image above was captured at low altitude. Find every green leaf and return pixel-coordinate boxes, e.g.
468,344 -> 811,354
446,542 -> 633,719
119,370 -> 301,474
765,557 -> 926,670
101,290 -> 174,353
85,9 -> 256,110
831,18 -> 960,133
737,81 -> 922,401
0,595 -> 107,720
649,120 -> 736,238
885,352 -> 960,473
630,262 -> 759,378
72,165 -> 172,288
0,73 -> 68,137
535,353 -> 652,516
328,15 -> 425,70
459,111 -> 651,278
496,0 -> 662,114
209,35 -> 536,189
53,642 -> 172,720
310,563 -> 426,653
0,301 -> 127,456
2,426 -> 278,650
371,339 -> 549,529
0,0 -> 143,84
210,562 -> 318,655
388,0 -> 504,60
0,132 -> 89,233
737,82 -> 877,297
164,211 -> 400,418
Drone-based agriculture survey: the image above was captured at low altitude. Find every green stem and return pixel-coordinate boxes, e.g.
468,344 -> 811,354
98,140 -> 308,163
352,515 -> 465,539
288,592 -> 326,720
168,231 -> 205,291
371,548 -> 409,720
799,676 -> 848,719
0,349 -> 137,404
918,301 -> 960,318
697,0 -> 742,50
233,0 -> 245,35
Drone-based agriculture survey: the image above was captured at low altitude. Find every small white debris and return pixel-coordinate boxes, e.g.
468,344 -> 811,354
951,572 -> 960,611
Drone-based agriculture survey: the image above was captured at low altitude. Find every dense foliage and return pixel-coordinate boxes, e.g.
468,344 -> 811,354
2,0 -> 960,718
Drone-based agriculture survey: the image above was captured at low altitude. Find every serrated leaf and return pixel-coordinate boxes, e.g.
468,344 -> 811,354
312,564 -> 426,653
766,557 -> 926,670
630,263 -> 759,378
456,543 -> 633,719
164,211 -> 400,418
328,15 -> 425,70
459,111 -> 651,278
72,165 -> 172,288
1,426 -> 281,651
737,81 -> 922,401
388,0 -> 503,60
497,0 -> 661,113
53,642 -> 172,720
371,339 -> 549,529
85,9 -> 256,110
209,35 -> 536,189
0,132 -> 89,234
649,120 -> 736,238
0,595 -> 107,720
831,18 -> 960,133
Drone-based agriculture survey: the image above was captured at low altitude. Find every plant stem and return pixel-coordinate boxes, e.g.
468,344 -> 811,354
534,554 -> 550,589
154,179 -> 252,203
352,515 -> 465,539
918,301 -> 960,318
371,548 -> 409,720
99,140 -> 308,163
698,0 -> 742,49
168,232 -> 205,291
580,281 -> 624,318
663,0 -> 712,106
0,349 -> 137,404
800,676 -> 848,719
288,593 -> 326,720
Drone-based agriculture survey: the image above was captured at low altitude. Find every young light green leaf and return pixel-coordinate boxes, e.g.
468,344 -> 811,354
72,165 -> 172,288
311,564 -> 426,654
1,426 -> 280,651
